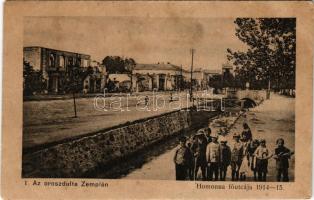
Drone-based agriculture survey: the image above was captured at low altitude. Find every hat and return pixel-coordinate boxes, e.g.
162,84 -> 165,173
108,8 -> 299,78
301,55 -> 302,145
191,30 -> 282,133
196,129 -> 205,135
233,133 -> 240,138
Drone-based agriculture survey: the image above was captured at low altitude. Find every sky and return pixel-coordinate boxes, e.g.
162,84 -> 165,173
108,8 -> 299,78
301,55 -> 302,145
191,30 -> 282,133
24,16 -> 248,70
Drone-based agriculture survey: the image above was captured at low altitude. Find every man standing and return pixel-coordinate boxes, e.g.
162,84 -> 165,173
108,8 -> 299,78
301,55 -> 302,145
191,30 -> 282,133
219,137 -> 231,181
191,130 -> 207,180
231,133 -> 243,181
173,136 -> 190,180
206,133 -> 220,181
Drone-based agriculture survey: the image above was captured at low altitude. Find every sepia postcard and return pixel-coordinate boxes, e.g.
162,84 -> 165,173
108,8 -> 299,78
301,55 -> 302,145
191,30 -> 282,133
1,1 -> 314,199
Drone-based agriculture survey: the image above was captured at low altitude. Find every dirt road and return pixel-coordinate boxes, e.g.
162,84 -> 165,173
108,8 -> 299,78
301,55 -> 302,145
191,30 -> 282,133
123,93 -> 295,181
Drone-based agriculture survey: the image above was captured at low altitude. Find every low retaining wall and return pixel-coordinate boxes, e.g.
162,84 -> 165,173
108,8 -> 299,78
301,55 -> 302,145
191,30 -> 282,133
22,110 -> 191,178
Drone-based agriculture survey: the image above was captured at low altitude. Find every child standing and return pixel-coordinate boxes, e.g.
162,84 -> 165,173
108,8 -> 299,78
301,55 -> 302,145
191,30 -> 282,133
231,133 -> 243,181
186,139 -> 195,180
239,138 -> 250,181
247,139 -> 260,181
173,136 -> 190,180
206,133 -> 220,181
254,139 -> 272,181
219,137 -> 231,181
241,123 -> 252,142
273,138 -> 294,182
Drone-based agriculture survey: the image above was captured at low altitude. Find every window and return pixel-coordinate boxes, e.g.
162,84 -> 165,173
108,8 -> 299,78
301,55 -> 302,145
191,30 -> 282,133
77,58 -> 81,67
68,57 -> 73,66
49,54 -> 55,67
59,56 -> 65,68
83,59 -> 88,67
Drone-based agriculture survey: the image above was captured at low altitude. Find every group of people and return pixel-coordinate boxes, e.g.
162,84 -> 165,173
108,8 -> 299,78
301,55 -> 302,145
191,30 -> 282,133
173,123 -> 294,182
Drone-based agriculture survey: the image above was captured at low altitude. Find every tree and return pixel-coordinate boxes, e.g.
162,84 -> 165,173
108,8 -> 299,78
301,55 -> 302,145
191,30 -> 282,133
208,74 -> 223,93
227,18 -> 296,91
23,60 -> 46,96
102,56 -> 136,74
102,56 -> 136,92
124,58 -> 136,93
102,56 -> 125,74
222,69 -> 235,88
63,63 -> 94,117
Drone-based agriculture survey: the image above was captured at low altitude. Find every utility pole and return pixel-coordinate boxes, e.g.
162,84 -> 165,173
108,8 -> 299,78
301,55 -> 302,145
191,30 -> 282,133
180,64 -> 183,93
267,76 -> 271,99
70,62 -> 79,118
190,48 -> 195,101
73,91 -> 77,118
176,70 -> 178,92
266,67 -> 271,100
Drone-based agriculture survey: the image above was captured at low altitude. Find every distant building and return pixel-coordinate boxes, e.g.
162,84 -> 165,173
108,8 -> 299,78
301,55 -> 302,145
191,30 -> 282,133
83,65 -> 107,94
104,63 -> 223,92
204,69 -> 222,82
107,74 -> 131,92
133,62 -> 188,91
192,68 -> 222,90
193,68 -> 206,90
23,46 -> 106,94
222,62 -> 234,75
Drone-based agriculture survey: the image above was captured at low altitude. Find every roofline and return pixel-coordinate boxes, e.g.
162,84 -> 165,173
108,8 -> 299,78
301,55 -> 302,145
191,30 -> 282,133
23,46 -> 91,57
136,63 -> 180,67
135,63 -> 189,72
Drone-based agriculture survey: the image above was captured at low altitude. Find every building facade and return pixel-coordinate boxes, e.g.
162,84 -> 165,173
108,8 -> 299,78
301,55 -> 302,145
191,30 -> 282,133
133,63 -> 187,91
222,62 -> 234,75
104,63 -> 222,92
191,68 -> 222,90
24,46 -> 106,94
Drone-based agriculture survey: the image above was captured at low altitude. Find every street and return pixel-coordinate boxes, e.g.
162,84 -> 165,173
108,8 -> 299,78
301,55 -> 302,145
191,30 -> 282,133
122,93 -> 295,181
23,90 -> 219,149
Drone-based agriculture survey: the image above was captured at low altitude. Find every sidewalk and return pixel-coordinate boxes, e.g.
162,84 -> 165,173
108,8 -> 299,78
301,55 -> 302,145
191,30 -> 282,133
226,93 -> 295,181
123,93 -> 295,181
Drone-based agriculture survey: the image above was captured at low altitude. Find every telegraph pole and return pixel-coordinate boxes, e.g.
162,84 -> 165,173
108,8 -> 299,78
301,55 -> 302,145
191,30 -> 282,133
267,76 -> 271,99
190,48 -> 195,101
180,64 -> 183,93
73,91 -> 77,118
266,66 -> 271,99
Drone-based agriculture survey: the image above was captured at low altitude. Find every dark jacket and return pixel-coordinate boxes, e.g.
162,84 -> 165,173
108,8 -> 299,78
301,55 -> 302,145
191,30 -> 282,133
219,144 -> 231,165
274,146 -> 291,169
247,142 -> 258,156
191,141 -> 207,165
231,142 -> 243,163
241,129 -> 252,141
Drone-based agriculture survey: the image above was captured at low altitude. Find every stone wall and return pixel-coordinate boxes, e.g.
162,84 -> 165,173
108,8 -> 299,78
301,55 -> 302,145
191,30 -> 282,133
22,110 -> 191,178
236,89 -> 267,105
24,47 -> 41,71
